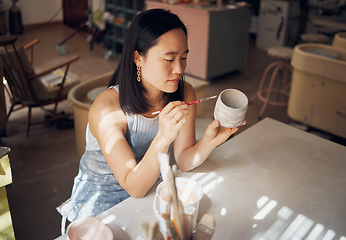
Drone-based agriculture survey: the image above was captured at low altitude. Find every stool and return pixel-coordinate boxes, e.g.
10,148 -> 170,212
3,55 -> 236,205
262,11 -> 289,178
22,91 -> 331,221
300,33 -> 330,44
250,46 -> 293,118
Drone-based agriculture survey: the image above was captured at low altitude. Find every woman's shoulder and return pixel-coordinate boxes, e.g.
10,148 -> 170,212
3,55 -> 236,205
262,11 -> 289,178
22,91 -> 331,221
91,87 -> 120,112
183,79 -> 196,102
88,87 -> 127,134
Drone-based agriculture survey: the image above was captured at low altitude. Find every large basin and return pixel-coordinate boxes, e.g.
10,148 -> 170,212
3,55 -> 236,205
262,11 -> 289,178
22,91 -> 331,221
332,32 -> 346,50
288,43 -> 346,138
68,72 -> 112,158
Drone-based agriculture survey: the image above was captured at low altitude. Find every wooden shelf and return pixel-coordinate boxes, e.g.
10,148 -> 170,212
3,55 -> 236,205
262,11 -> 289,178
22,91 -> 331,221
104,0 -> 145,55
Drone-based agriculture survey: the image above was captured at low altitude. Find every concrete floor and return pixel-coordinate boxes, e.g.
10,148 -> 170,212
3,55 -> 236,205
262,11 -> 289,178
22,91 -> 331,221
2,22 -> 344,240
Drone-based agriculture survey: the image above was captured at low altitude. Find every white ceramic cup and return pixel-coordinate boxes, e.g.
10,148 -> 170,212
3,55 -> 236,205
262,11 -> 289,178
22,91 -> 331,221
214,89 -> 248,128
153,178 -> 203,235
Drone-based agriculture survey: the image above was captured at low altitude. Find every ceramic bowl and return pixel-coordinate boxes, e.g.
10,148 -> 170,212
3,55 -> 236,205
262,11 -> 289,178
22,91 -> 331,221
67,217 -> 113,240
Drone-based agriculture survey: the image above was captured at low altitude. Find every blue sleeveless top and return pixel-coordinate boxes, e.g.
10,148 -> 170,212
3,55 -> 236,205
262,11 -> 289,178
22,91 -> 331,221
57,86 -> 159,222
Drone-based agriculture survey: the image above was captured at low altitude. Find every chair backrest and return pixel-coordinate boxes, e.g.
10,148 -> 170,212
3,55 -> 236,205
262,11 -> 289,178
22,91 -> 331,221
0,36 -> 47,104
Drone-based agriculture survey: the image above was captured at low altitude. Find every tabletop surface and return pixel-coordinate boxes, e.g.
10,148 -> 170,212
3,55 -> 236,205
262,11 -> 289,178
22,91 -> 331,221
56,118 -> 346,240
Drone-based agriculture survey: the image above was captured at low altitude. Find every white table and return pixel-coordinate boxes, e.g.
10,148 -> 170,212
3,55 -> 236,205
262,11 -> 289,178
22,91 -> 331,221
57,118 -> 346,239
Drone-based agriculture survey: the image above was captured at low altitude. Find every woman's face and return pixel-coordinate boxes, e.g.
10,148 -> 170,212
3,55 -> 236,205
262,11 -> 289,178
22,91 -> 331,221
137,28 -> 189,94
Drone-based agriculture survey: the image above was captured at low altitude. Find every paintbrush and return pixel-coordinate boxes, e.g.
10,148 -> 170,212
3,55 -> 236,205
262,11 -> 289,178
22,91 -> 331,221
152,95 -> 218,115
158,153 -> 188,240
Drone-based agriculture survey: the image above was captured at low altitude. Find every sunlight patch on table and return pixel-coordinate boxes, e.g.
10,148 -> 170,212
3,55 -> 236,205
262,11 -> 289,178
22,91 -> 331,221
188,172 -> 224,194
280,214 -> 314,239
322,229 -> 336,240
102,214 -> 116,224
306,224 -> 324,240
253,199 -> 277,220
257,196 -> 269,208
189,172 -> 207,182
277,206 -> 293,221
253,196 -> 345,240
220,207 -> 227,216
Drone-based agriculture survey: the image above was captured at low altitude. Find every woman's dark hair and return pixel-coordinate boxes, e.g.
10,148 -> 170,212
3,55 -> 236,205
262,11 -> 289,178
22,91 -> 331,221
108,8 -> 188,114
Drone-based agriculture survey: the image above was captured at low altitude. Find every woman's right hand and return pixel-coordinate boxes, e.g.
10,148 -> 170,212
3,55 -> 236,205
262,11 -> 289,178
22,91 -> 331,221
156,101 -> 189,147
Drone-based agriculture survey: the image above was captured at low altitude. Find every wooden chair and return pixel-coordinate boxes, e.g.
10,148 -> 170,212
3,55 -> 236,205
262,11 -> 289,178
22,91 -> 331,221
0,36 -> 80,136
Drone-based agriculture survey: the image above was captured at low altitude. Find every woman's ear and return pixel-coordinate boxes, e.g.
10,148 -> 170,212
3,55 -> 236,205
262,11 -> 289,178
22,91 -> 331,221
133,50 -> 142,66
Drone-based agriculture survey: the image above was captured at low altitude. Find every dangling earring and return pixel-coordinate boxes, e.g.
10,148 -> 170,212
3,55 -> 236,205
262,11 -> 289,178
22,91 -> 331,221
137,65 -> 141,82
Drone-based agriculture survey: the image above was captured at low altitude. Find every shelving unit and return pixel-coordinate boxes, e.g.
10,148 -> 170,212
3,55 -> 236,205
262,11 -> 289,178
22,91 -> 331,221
104,0 -> 145,58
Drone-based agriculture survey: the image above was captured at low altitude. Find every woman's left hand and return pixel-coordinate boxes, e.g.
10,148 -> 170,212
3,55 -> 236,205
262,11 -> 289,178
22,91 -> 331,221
203,120 -> 246,148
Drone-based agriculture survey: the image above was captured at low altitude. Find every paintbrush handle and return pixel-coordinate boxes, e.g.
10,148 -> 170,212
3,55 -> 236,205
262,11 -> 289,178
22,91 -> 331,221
185,95 -> 217,106
186,99 -> 201,105
169,171 -> 188,240
152,95 -> 217,114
